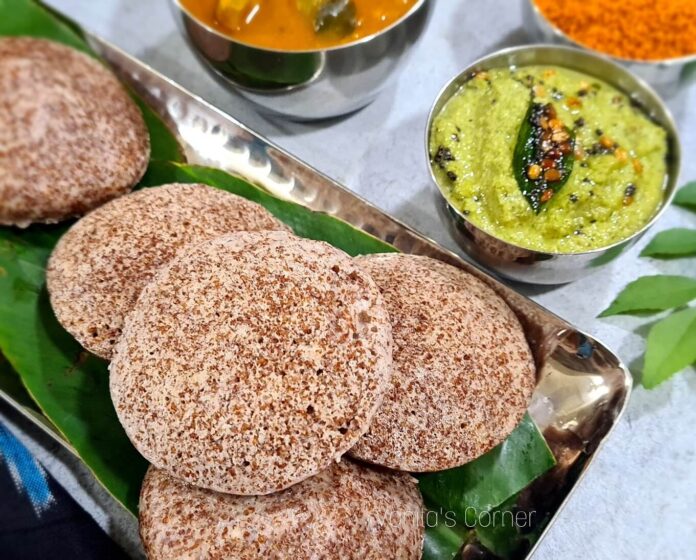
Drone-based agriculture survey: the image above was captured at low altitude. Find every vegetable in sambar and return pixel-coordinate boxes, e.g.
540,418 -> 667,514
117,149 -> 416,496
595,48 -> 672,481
430,66 -> 669,253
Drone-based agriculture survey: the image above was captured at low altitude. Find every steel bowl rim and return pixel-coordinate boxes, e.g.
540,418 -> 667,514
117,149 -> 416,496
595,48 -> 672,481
425,43 -> 682,258
527,0 -> 696,67
170,0 -> 427,55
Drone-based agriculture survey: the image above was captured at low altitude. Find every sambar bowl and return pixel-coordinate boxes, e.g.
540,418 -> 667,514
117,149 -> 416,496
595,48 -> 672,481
170,0 -> 431,120
426,45 -> 682,285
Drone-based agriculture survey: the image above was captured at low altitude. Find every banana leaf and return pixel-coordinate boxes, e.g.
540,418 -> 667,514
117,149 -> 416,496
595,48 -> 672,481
420,415 -> 555,559
0,353 -> 38,413
418,414 -> 555,524
0,224 -> 150,514
423,510 -> 470,560
0,0 -> 87,52
474,495 -> 530,559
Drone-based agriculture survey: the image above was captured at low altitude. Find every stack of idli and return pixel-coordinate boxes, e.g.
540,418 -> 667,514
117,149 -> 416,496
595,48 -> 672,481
28,34 -> 536,560
45,184 -> 423,558
46,186 -> 535,557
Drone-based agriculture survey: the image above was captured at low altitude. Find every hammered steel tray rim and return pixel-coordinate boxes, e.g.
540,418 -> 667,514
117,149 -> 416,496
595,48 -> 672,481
1,25 -> 634,560
527,329 -> 633,557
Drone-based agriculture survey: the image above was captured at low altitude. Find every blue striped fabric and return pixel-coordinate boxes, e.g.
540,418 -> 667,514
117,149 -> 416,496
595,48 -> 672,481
0,419 -> 129,558
0,422 -> 54,516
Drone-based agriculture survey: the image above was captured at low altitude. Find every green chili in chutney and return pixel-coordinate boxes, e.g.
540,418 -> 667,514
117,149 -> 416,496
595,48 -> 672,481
430,66 -> 668,253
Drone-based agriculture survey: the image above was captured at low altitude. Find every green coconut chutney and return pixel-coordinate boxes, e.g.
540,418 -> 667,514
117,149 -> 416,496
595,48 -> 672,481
430,65 -> 668,253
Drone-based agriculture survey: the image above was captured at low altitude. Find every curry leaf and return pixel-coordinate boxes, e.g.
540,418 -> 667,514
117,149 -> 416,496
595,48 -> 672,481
418,414 -> 555,522
640,228 -> 696,258
513,100 -> 574,213
642,307 -> 696,389
674,181 -> 696,211
598,275 -> 696,317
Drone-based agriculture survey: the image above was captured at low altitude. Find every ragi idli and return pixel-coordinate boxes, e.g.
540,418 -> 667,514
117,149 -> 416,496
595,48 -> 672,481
47,183 -> 287,359
349,254 -> 536,471
0,37 -> 150,227
139,460 -> 424,560
110,231 -> 393,494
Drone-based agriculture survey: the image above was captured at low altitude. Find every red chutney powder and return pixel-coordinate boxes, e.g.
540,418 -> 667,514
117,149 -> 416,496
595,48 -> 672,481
534,0 -> 696,61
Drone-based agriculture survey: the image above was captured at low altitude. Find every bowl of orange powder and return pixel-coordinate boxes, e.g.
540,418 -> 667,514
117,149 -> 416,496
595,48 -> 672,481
525,0 -> 696,95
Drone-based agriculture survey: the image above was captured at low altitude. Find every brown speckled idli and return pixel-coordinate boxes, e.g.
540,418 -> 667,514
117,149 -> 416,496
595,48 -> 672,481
110,231 -> 393,495
47,183 -> 287,360
0,37 -> 150,227
139,461 -> 424,560
349,254 -> 536,471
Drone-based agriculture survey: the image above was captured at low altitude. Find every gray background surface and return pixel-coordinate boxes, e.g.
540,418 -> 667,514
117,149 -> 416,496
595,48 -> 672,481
1,0 -> 695,558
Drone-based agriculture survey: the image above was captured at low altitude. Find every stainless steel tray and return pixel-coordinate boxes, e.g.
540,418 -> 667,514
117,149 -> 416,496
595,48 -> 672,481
0,28 -> 632,560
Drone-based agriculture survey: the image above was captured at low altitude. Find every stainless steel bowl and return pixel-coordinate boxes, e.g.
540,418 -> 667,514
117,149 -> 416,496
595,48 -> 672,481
524,0 -> 696,97
426,45 -> 681,285
170,0 -> 431,120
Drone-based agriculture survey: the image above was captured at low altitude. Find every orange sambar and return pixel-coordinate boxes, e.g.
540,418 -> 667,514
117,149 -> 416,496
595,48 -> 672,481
180,0 -> 419,51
